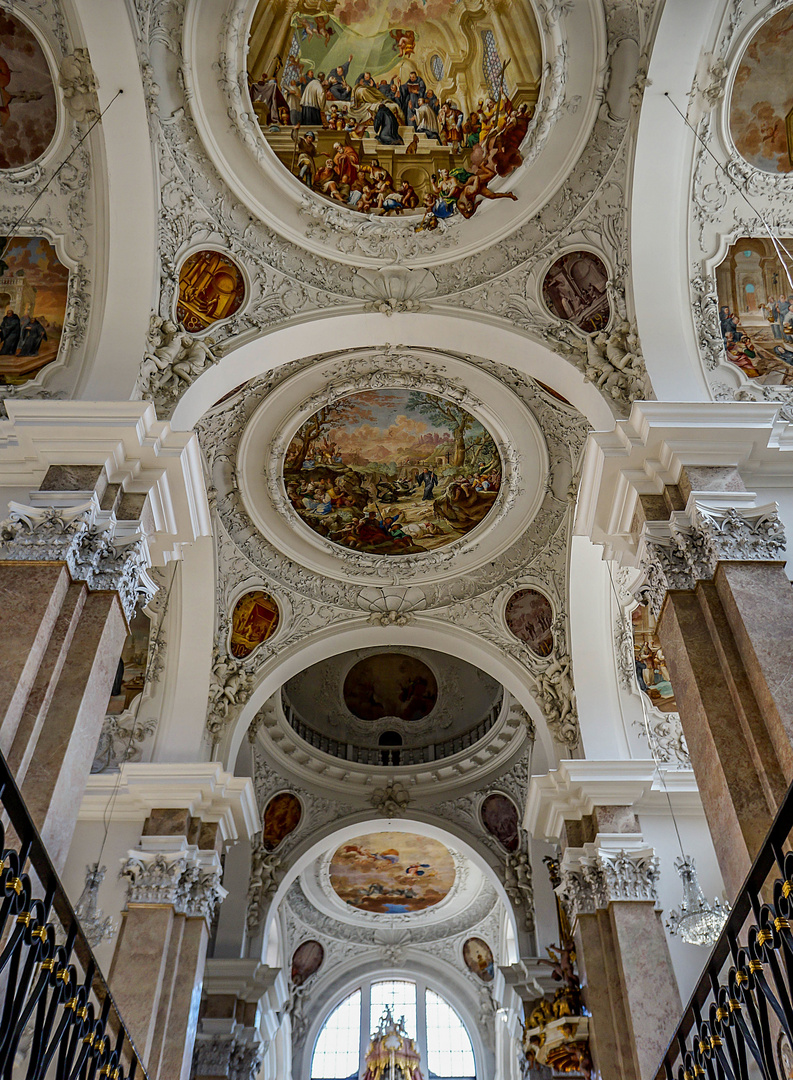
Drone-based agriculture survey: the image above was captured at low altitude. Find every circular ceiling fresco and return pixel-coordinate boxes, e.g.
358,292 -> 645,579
246,0 -> 541,228
283,389 -> 502,554
730,7 -> 793,174
343,653 -> 437,721
0,12 -> 57,171
329,831 -> 455,913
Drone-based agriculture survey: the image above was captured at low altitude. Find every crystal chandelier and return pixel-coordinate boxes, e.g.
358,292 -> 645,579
74,863 -> 117,948
666,856 -> 730,948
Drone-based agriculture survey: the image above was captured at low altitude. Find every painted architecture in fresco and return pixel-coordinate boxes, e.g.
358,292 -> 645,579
463,938 -> 495,982
541,251 -> 611,333
730,6 -> 793,174
631,604 -> 677,714
504,589 -> 554,657
0,236 -> 68,382
246,0 -> 541,228
715,236 -> 793,383
176,249 -> 246,333
329,832 -> 455,914
229,590 -> 280,658
0,11 -> 57,170
283,389 -> 501,555
343,654 -> 437,722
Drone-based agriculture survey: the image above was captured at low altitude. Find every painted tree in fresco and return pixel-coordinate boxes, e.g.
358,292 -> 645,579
286,393 -> 402,470
405,392 -> 475,467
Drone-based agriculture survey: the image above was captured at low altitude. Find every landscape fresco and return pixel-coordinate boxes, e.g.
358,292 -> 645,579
283,389 -> 502,555
246,0 -> 541,228
715,236 -> 793,384
730,6 -> 793,174
329,832 -> 455,914
343,653 -> 437,721
0,11 -> 57,170
0,236 -> 68,383
632,604 -> 677,713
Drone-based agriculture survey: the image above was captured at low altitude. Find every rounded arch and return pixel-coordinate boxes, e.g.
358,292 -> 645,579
301,957 -> 489,1080
220,617 -> 557,774
257,814 -> 522,966
170,310 -> 615,432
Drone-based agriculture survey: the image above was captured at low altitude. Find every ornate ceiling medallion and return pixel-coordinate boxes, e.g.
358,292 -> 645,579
329,832 -> 455,914
282,388 -> 503,556
245,0 -> 541,231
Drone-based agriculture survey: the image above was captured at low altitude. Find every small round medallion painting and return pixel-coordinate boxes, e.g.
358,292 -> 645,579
541,251 -> 610,334
463,937 -> 495,982
229,590 -> 279,658
176,250 -> 245,333
262,791 -> 302,852
283,389 -> 502,555
291,940 -> 324,986
504,589 -> 553,657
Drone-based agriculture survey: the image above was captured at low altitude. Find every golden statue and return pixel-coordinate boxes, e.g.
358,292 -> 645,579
363,1007 -> 424,1080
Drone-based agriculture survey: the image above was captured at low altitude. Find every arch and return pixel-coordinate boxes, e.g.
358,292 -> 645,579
170,310 -> 615,433
257,815 -> 521,966
218,618 -> 556,774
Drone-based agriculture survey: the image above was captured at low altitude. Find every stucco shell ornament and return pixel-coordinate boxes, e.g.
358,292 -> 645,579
185,0 -> 602,267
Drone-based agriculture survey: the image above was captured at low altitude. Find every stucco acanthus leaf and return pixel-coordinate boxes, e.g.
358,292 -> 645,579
556,849 -> 660,923
690,274 -> 724,371
92,708 -> 158,774
59,50 -> 99,123
192,1035 -> 265,1080
120,848 -> 226,923
246,839 -> 282,934
370,779 -> 411,817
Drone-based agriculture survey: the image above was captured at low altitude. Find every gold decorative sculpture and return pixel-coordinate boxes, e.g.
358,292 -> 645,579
363,1007 -> 424,1080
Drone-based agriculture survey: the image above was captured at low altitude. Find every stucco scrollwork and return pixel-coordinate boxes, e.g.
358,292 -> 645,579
557,848 -> 660,923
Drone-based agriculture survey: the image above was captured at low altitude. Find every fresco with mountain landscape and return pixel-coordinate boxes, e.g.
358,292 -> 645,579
283,389 -> 501,554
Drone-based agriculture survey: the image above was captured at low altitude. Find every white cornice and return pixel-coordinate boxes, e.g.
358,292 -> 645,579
574,401 -> 791,560
78,762 -> 259,843
0,401 -> 211,563
526,759 -> 702,840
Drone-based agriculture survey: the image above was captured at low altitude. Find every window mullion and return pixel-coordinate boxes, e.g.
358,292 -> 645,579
417,979 -> 429,1080
359,978 -> 371,1080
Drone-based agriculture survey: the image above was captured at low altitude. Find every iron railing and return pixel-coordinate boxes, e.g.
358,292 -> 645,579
281,689 -> 504,767
656,779 -> 793,1080
0,749 -> 148,1080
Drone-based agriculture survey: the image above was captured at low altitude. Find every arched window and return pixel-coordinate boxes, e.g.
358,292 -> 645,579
481,29 -> 504,98
311,989 -> 361,1080
310,980 -> 477,1080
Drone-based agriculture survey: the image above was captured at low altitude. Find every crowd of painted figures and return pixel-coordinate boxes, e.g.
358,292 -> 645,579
0,306 -> 49,358
720,296 -> 793,381
250,57 -> 533,226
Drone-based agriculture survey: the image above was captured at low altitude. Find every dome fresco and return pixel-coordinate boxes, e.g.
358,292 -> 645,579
343,653 -> 438,721
0,11 -> 57,170
329,832 -> 455,913
730,6 -> 793,174
246,0 -> 541,228
282,389 -> 502,555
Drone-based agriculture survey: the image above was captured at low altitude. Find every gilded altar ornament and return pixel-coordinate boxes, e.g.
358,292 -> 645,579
229,590 -> 280,658
363,1006 -> 423,1080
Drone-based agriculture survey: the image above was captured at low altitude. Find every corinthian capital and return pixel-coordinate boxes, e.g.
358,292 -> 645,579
556,847 -> 659,922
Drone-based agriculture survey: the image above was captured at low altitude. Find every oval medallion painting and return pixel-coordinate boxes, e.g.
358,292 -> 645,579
229,591 -> 279,658
330,832 -> 455,914
291,940 -> 324,986
284,390 -> 501,554
542,252 -> 610,333
262,791 -> 302,852
505,589 -> 554,657
0,12 -> 57,170
730,6 -> 793,174
463,937 -> 495,982
246,0 -> 541,227
176,250 -> 245,333
480,793 -> 520,853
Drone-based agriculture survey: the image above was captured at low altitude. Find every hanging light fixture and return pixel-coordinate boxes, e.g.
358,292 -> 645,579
665,856 -> 730,948
74,863 -> 117,948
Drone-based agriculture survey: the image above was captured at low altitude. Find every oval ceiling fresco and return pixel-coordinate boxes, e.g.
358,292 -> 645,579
730,6 -> 793,174
329,831 -> 455,914
463,937 -> 495,982
343,653 -> 437,721
541,251 -> 610,334
291,940 -> 324,985
229,590 -> 279,658
176,249 -> 245,333
480,792 -> 520,853
0,12 -> 57,170
504,588 -> 554,657
283,389 -> 502,555
246,0 -> 541,228
262,791 -> 302,851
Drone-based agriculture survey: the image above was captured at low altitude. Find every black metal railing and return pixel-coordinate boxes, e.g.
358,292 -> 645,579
0,749 -> 148,1080
657,779 -> 793,1080
281,688 -> 504,767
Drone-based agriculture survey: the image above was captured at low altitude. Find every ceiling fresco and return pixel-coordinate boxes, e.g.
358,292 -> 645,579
342,653 -> 438,722
329,832 -> 455,913
176,249 -> 246,333
715,236 -> 793,384
730,7 -> 793,174
0,236 -> 69,384
246,0 -> 541,228
0,11 -> 57,170
283,389 -> 502,555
